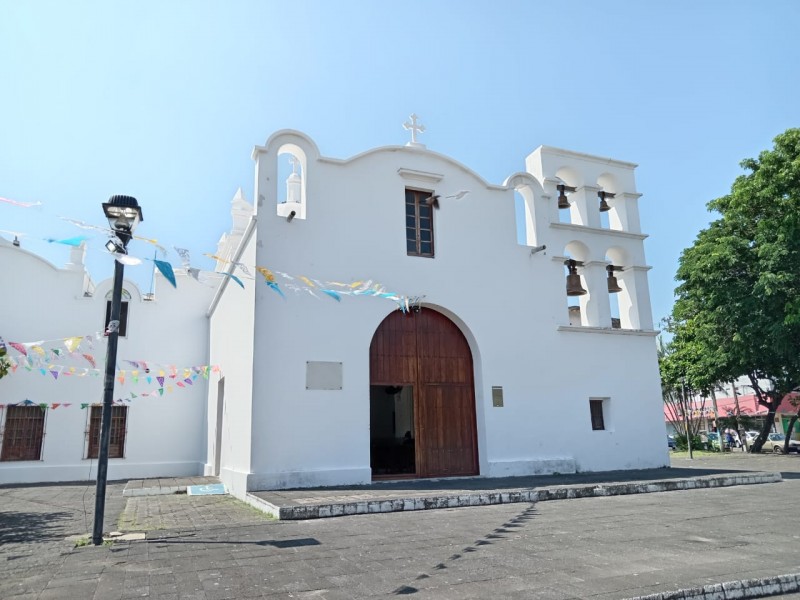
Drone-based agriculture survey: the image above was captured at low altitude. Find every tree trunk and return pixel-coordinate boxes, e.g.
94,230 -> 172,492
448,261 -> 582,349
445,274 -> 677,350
751,401 -> 779,453
783,414 -> 798,454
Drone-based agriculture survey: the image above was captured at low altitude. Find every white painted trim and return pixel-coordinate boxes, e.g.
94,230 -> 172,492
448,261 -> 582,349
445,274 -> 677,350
207,215 -> 257,317
550,222 -> 648,241
536,145 -> 638,169
557,325 -> 659,337
397,168 -> 444,184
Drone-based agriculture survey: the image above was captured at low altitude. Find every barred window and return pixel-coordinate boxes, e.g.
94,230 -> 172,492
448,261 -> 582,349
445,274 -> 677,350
590,399 -> 606,431
1,406 -> 46,461
405,189 -> 435,257
87,405 -> 128,459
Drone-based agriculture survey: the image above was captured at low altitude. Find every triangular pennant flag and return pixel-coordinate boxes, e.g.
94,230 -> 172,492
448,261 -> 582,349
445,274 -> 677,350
51,403 -> 60,410
147,376 -> 152,384
64,336 -> 83,353
158,388 -> 164,396
63,403 -> 71,408
82,354 -> 96,368
9,342 -> 27,356
176,381 -> 185,388
80,403 -> 89,409
39,403 -> 48,410
322,289 -> 341,302
154,259 -> 177,288
221,272 -> 245,289
184,378 -> 193,385
157,376 -> 165,387
50,370 -> 59,380
267,281 -> 286,298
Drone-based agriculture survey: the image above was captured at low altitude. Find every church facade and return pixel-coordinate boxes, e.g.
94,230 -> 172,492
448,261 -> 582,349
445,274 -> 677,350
204,126 -> 667,497
0,123 -> 668,495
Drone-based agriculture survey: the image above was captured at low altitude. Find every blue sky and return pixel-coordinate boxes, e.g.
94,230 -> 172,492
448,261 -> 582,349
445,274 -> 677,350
1,0 -> 798,324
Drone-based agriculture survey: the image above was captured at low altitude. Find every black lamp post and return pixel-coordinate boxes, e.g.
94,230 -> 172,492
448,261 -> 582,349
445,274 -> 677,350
92,195 -> 143,546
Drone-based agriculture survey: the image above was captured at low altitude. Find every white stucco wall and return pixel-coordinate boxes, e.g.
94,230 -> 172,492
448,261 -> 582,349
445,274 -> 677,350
0,240 -> 215,484
206,219 -> 257,497
240,131 -> 667,491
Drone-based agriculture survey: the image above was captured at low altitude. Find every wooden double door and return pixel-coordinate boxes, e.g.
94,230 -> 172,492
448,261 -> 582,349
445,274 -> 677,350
370,308 -> 479,478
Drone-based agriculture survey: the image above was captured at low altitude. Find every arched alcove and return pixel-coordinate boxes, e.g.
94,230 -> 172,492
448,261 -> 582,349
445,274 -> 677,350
597,172 -> 622,231
276,143 -> 307,220
563,241 -> 590,326
555,167 -> 582,225
605,246 -> 637,329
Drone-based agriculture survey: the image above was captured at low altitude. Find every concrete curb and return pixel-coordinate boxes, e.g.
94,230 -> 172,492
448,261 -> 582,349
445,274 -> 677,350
246,471 -> 781,521
625,571 -> 800,599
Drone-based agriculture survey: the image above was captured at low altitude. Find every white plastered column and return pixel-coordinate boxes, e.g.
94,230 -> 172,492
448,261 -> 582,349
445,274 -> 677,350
582,261 -> 612,327
570,185 -> 601,228
618,266 -> 653,330
609,192 -> 642,234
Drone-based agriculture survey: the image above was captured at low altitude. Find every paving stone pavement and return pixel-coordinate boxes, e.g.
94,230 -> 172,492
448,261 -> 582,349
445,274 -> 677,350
2,454 -> 800,599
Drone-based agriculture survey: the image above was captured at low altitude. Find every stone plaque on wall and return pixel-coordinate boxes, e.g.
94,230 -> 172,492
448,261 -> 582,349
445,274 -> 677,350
492,386 -> 504,407
306,361 -> 343,390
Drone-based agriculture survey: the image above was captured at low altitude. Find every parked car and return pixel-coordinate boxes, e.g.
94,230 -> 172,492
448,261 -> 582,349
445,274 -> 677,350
705,432 -> 725,451
760,432 -> 800,454
667,435 -> 676,450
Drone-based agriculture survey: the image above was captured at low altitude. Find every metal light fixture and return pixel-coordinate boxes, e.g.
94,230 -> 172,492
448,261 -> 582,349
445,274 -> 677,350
102,195 -> 143,247
565,259 -> 587,296
598,190 -> 615,212
93,194 -> 143,547
287,210 -> 296,222
607,265 -> 623,293
557,183 -> 576,209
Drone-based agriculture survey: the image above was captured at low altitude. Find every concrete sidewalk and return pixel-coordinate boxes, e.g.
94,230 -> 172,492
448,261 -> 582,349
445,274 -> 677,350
3,453 -> 800,599
123,454 -> 789,520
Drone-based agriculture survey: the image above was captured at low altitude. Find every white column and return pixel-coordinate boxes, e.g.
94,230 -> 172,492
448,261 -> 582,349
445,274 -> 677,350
619,266 -> 653,330
582,261 -> 611,327
571,185 -> 601,228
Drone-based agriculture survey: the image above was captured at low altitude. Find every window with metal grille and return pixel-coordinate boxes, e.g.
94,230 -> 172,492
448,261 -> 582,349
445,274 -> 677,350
405,189 -> 434,257
590,399 -> 606,431
87,405 -> 128,459
1,406 -> 46,461
104,301 -> 129,337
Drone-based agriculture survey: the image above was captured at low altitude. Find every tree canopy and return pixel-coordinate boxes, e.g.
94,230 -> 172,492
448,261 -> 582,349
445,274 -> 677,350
667,129 -> 800,451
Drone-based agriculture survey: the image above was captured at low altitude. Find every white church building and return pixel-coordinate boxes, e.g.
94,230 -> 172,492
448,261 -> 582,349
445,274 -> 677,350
0,121 -> 668,497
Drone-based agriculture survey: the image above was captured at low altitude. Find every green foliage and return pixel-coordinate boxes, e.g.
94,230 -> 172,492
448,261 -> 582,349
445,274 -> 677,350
668,129 -> 800,451
0,340 -> 9,380
674,434 -> 703,452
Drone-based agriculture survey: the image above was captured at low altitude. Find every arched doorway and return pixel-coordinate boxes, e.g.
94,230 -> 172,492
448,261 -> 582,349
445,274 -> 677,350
369,308 -> 479,479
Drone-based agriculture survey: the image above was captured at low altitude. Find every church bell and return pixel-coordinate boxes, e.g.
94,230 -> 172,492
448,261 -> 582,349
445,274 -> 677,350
598,190 -> 614,213
565,259 -> 587,296
557,183 -> 576,210
607,265 -> 623,293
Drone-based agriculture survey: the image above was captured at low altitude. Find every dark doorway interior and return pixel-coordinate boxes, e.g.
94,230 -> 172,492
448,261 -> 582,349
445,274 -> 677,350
370,385 -> 416,477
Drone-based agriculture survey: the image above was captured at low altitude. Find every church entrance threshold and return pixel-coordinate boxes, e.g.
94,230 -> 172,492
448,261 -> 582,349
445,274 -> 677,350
369,308 -> 478,480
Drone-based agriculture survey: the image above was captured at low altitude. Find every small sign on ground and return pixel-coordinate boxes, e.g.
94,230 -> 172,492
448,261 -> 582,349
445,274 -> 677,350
187,483 -> 227,496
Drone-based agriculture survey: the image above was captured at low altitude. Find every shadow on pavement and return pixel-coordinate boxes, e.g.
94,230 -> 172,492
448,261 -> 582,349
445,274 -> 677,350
0,510 -> 74,544
147,534 -> 321,548
391,503 -> 539,595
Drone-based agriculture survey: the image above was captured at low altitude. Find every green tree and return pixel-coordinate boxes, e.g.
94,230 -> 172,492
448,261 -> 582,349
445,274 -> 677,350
670,129 -> 800,453
0,338 -> 9,380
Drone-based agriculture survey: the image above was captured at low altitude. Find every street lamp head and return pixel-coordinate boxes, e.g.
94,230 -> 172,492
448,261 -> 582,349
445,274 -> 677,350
102,195 -> 143,247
